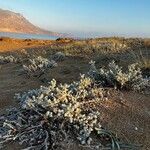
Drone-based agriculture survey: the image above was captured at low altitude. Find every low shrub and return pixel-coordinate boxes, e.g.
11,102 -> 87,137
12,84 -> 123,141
0,55 -> 19,64
128,49 -> 150,72
52,51 -> 65,62
88,60 -> 150,91
23,56 -> 57,76
0,75 -> 128,150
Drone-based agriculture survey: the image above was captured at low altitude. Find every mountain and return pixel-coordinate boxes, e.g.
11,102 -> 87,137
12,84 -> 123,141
0,9 -> 66,37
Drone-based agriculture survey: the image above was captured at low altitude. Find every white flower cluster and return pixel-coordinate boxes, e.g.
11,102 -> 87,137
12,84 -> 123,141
23,56 -> 57,74
89,61 -> 150,91
0,55 -> 19,64
0,75 -> 121,149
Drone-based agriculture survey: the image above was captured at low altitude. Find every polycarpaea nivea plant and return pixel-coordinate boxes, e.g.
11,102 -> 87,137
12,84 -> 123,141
52,52 -> 65,62
0,75 -> 123,150
0,55 -> 19,64
23,56 -> 57,75
88,60 -> 150,91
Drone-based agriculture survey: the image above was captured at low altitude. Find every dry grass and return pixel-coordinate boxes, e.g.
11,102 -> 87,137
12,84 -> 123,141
0,37 -> 54,52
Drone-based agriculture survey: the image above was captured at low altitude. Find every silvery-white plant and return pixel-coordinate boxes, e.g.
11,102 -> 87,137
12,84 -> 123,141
0,55 -> 19,64
0,75 -> 121,150
23,56 -> 57,74
89,60 -> 150,91
52,51 -> 65,61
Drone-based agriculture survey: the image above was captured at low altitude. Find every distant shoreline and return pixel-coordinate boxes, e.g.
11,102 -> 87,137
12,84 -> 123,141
1,31 -> 150,41
0,31 -> 59,40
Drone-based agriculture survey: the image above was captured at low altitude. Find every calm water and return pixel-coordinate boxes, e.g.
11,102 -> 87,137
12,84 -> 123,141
0,32 -> 59,40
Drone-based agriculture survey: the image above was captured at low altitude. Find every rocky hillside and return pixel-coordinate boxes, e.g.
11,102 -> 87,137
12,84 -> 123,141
0,9 -> 65,37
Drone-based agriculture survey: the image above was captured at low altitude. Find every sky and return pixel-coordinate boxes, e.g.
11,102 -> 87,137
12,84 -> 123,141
0,0 -> 150,37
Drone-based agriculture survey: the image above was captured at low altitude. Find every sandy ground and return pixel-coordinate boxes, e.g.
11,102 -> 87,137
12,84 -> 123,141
0,38 -> 150,150
0,37 -> 54,52
0,56 -> 89,111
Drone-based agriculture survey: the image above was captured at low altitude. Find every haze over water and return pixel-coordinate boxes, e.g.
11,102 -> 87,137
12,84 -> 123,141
0,0 -> 150,38
0,32 -> 58,40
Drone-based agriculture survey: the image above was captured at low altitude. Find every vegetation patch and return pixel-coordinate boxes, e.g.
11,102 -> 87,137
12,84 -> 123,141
23,56 -> 57,77
0,55 -> 19,64
88,60 -> 150,92
0,75 -> 140,150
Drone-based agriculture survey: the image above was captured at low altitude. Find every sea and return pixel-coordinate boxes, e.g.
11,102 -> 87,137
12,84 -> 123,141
0,32 -> 59,40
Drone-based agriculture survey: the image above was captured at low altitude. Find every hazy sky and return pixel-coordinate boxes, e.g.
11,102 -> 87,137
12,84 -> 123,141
0,0 -> 150,37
